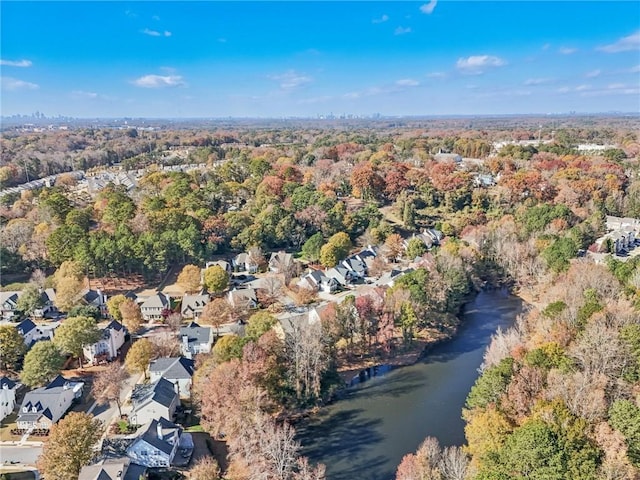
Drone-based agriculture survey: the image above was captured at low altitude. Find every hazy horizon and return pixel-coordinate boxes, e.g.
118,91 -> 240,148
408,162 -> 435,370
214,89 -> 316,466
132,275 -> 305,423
1,1 -> 639,118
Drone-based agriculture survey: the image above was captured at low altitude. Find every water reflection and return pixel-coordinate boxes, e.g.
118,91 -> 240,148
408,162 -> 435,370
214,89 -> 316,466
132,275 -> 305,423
298,290 -> 522,480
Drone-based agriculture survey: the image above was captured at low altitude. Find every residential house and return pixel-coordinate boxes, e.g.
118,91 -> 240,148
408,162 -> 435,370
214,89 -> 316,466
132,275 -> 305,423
78,457 -> 148,480
325,266 -> 353,287
16,319 -> 59,348
205,260 -> 231,273
297,270 -> 339,293
83,320 -> 126,365
149,357 -> 195,398
354,246 -> 378,270
232,252 -> 259,273
227,288 -> 258,310
33,288 -> 57,318
606,216 -> 640,233
341,256 -> 367,279
0,291 -> 21,320
178,323 -> 213,358
130,377 -> 179,426
268,251 -> 296,275
180,294 -> 209,319
126,417 -> 193,468
80,289 -> 107,316
140,292 -> 171,322
434,151 -> 462,163
16,375 -> 84,430
275,307 -> 323,340
376,268 -> 412,288
0,377 -> 18,422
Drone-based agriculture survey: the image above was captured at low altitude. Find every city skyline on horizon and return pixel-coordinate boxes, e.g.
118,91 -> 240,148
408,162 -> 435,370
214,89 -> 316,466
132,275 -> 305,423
1,1 -> 639,118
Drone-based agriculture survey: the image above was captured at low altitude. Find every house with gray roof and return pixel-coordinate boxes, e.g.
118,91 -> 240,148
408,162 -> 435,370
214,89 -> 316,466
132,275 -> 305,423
83,320 -> 126,365
268,251 -> 296,275
78,457 -> 148,480
17,375 -> 84,430
180,294 -> 209,319
232,252 -> 259,273
126,417 -> 193,468
297,269 -> 339,293
178,322 -> 213,358
227,287 -> 258,310
130,377 -> 179,426
149,357 -> 195,398
0,291 -> 21,320
140,292 -> 171,322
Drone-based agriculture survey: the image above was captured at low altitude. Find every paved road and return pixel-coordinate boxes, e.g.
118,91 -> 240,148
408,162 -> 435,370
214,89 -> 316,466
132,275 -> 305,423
0,444 -> 42,466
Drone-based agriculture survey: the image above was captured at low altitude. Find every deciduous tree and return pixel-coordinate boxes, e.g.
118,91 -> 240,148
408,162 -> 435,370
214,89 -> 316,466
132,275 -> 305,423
106,294 -> 126,322
0,325 -> 27,370
125,338 -> 154,379
37,412 -> 102,480
178,264 -> 202,293
54,316 -> 101,368
21,341 -> 65,387
119,298 -> 143,333
16,283 -> 44,317
91,362 -> 128,416
203,265 -> 230,293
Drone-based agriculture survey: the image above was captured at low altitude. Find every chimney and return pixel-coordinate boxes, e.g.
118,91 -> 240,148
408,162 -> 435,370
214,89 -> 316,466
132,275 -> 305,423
156,421 -> 163,440
173,382 -> 179,395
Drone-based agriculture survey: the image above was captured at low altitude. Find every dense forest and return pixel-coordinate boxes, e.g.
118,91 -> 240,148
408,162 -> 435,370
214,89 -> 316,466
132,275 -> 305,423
1,117 -> 639,479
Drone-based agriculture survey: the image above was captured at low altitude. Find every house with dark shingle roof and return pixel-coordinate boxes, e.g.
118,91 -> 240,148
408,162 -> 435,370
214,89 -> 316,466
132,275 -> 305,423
178,322 -> 213,359
0,377 -> 18,422
83,320 -> 126,365
78,457 -> 148,480
17,375 -> 84,430
149,357 -> 195,398
125,417 -> 193,468
0,291 -> 21,320
130,377 -> 179,426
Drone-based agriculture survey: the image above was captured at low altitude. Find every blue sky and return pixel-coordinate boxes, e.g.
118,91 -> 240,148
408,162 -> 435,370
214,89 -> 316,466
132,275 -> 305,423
1,1 -> 639,117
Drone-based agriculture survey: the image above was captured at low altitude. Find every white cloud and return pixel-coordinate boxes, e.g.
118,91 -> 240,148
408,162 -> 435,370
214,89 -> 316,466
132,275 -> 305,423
71,90 -> 98,98
524,78 -> 552,85
0,59 -> 32,67
372,14 -> 389,24
394,26 -> 412,35
395,78 -> 420,87
132,74 -> 185,88
1,76 -> 39,91
629,65 -> 640,73
420,0 -> 438,14
142,28 -> 171,37
268,70 -> 312,90
597,31 -> 640,53
585,69 -> 601,78
575,84 -> 591,92
558,47 -> 578,55
426,71 -> 447,79
456,55 -> 506,74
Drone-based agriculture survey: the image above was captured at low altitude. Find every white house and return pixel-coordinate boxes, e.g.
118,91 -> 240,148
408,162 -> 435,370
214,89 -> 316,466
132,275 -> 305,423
17,375 -> 84,430
0,377 -> 18,422
180,294 -> 209,319
16,319 -> 59,348
227,288 -> 258,310
149,357 -> 195,398
126,417 -> 192,468
83,320 -> 126,365
140,292 -> 171,322
178,322 -> 213,358
297,270 -> 339,293
268,251 -> 296,275
130,377 -> 179,426
232,252 -> 259,273
0,291 -> 21,320
80,289 -> 108,316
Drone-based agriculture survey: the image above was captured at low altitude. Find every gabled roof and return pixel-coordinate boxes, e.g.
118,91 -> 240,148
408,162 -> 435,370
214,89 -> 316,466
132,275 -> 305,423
82,289 -> 104,305
18,375 -> 83,424
78,457 -> 135,480
136,417 -> 182,456
17,319 -> 36,335
140,292 -> 170,310
0,376 -> 17,390
149,357 -> 195,380
0,291 -> 20,308
227,288 -> 257,306
106,320 -> 124,332
181,294 -> 209,315
269,251 -> 294,266
131,377 -> 177,411
179,323 -> 212,346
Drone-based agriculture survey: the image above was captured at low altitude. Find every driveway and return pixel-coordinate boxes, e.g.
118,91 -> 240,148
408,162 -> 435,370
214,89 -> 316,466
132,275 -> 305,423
0,444 -> 42,466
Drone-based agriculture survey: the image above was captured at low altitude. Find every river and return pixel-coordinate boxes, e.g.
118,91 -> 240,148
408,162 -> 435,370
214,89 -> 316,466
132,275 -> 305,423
297,289 -> 523,480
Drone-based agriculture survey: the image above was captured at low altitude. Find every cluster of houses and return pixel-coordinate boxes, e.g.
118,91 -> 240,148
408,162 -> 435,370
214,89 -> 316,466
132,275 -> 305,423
592,216 -> 640,256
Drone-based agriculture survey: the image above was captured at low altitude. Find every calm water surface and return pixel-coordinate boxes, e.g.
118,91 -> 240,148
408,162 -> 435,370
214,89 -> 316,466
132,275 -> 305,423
297,289 -> 523,480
